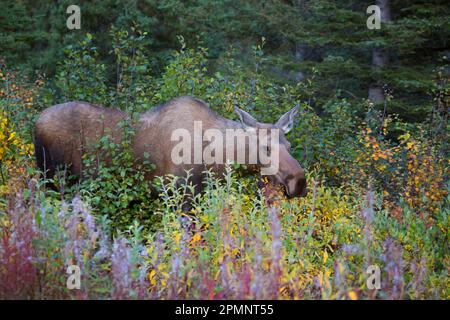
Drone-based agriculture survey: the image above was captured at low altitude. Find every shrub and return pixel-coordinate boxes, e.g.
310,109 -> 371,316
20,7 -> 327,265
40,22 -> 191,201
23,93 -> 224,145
77,118 -> 157,233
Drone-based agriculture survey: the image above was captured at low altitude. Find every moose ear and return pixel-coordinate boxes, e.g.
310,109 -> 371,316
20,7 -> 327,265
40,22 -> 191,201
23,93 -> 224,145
275,105 -> 299,134
234,106 -> 258,128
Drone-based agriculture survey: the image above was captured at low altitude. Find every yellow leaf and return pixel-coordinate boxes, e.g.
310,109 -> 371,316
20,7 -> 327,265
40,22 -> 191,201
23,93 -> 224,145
348,291 -> 358,300
148,269 -> 156,285
317,273 -> 324,286
7,132 -> 16,141
402,133 -> 410,141
192,233 -> 201,243
323,250 -> 328,264
174,232 -> 181,245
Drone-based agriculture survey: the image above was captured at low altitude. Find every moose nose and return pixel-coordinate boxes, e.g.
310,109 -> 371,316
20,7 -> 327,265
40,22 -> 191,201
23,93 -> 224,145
300,178 -> 308,196
297,177 -> 308,197
286,175 -> 307,198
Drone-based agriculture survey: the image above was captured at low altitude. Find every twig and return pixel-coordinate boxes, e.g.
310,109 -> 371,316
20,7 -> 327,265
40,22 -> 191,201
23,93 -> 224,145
306,178 -> 318,239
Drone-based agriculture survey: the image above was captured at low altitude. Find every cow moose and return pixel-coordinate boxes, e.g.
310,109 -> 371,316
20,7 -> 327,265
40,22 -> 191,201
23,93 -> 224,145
34,96 -> 307,198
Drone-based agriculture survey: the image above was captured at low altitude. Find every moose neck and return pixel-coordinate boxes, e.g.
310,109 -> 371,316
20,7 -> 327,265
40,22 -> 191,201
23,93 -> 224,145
220,118 -> 246,131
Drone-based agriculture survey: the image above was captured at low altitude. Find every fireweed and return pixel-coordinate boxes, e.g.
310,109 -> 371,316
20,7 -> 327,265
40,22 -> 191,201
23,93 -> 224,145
0,166 -> 447,299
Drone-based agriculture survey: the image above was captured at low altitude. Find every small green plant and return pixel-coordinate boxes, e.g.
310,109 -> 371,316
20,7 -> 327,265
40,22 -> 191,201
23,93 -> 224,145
78,117 -> 157,232
54,33 -> 108,105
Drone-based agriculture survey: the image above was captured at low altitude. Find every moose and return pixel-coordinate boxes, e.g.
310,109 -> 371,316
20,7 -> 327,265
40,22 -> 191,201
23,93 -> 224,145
34,96 -> 307,198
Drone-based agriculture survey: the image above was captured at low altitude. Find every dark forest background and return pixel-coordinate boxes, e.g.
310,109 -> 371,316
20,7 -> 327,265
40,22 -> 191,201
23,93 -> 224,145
1,0 -> 448,121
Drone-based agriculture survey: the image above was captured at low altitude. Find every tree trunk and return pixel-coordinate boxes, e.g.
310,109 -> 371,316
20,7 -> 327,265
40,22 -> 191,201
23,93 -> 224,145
368,0 -> 391,103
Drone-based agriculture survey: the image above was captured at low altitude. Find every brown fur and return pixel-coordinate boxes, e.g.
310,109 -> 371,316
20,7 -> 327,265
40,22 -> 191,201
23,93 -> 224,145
35,101 -> 126,179
35,96 -> 307,197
